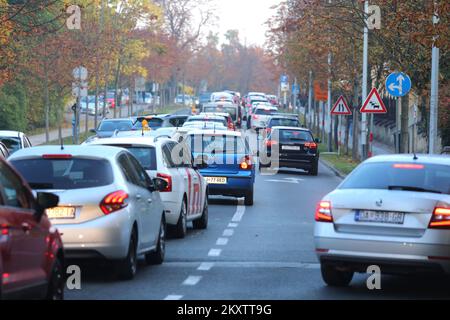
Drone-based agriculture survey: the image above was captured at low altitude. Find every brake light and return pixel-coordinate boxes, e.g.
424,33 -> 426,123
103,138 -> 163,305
1,224 -> 9,236
265,128 -> 272,134
304,142 -> 317,149
42,154 -> 73,159
157,173 -> 172,192
252,114 -> 259,120
265,140 -> 278,148
393,164 -> 424,169
240,156 -> 253,170
429,204 -> 450,229
100,190 -> 129,215
315,201 -> 333,222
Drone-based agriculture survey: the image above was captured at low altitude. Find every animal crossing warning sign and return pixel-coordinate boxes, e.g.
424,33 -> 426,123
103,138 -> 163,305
331,96 -> 352,115
360,88 -> 387,114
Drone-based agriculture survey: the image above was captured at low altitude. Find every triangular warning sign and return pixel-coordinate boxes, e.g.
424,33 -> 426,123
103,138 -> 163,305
360,88 -> 387,113
331,96 -> 352,115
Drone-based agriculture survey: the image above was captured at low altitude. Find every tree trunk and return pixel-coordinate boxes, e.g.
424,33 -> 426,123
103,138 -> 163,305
44,59 -> 50,143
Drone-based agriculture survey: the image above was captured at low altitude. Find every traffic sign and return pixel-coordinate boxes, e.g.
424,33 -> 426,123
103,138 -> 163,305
73,66 -> 88,81
385,72 -> 411,97
314,81 -> 328,102
280,82 -> 289,92
331,96 -> 352,115
280,74 -> 288,84
360,88 -> 387,113
72,81 -> 88,97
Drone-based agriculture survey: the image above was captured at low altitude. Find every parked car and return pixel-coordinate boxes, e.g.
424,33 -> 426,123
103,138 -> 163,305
87,133 -> 209,238
9,145 -> 168,280
0,157 -> 63,299
80,96 -> 109,116
0,131 -> 32,155
314,154 -> 450,287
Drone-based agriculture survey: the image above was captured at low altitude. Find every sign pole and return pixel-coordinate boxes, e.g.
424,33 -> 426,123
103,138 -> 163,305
361,0 -> 369,160
429,0 -> 439,154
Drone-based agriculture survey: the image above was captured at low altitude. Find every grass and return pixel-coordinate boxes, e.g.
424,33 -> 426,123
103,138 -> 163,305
318,141 -> 360,176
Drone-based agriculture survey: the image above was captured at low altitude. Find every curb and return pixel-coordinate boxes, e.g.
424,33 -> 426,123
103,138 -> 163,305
319,158 -> 347,179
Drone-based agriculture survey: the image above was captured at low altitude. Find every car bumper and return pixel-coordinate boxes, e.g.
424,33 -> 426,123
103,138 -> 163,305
55,210 -> 132,260
160,196 -> 181,226
260,153 -> 318,169
314,222 -> 450,274
203,172 -> 254,197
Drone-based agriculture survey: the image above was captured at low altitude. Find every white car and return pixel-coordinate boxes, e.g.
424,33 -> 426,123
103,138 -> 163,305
314,154 -> 450,286
250,106 -> 278,131
9,145 -> 167,280
87,132 -> 209,238
0,130 -> 32,154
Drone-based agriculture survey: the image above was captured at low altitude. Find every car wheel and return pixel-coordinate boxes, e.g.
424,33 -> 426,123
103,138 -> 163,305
46,257 -> 64,300
117,230 -> 138,280
174,199 -> 187,239
244,188 -> 254,206
145,215 -> 166,265
193,198 -> 208,229
320,263 -> 354,287
310,161 -> 318,176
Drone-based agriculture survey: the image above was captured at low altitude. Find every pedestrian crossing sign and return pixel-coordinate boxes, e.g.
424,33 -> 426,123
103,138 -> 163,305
360,88 -> 387,114
331,96 -> 352,115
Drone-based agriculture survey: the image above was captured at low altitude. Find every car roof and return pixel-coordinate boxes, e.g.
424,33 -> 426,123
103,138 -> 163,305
8,145 -> 126,160
189,115 -> 226,120
0,130 -> 25,137
86,136 -> 160,147
271,126 -> 311,131
185,129 -> 241,136
254,105 -> 278,110
364,154 -> 450,166
100,118 -> 133,122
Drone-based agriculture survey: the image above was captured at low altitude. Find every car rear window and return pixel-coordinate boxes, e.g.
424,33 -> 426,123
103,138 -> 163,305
340,162 -> 450,194
269,118 -> 300,127
133,118 -> 164,129
11,158 -> 114,190
108,145 -> 156,171
203,106 -> 237,120
98,121 -> 132,131
255,108 -> 277,115
275,130 -> 313,143
187,134 -> 247,154
187,117 -> 227,126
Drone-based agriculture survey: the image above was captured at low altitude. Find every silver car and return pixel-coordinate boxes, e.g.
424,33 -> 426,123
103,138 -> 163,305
314,154 -> 450,286
9,145 -> 167,280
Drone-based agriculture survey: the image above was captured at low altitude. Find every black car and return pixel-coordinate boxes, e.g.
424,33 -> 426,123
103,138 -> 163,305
259,126 -> 320,176
90,118 -> 134,139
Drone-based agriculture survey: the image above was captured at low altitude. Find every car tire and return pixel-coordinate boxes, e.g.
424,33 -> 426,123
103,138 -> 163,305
320,263 -> 354,287
310,161 -> 319,176
174,199 -> 188,239
193,198 -> 208,230
117,230 -> 138,280
244,188 -> 254,206
46,257 -> 65,300
145,215 -> 166,265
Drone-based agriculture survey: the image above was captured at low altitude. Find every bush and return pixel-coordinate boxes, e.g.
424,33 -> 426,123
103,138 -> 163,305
0,82 -> 28,132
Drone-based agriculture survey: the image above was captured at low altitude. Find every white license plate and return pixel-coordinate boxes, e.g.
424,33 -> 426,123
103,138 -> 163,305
282,145 -> 301,151
205,177 -> 227,184
46,207 -> 76,219
355,210 -> 405,225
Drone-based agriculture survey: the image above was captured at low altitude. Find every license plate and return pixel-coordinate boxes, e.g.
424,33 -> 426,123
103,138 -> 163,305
282,145 -> 301,151
46,207 -> 76,219
205,177 -> 227,184
355,210 -> 405,225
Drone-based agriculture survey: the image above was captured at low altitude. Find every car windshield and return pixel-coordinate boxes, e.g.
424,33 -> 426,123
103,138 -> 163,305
269,118 -> 300,127
98,121 -> 132,132
340,162 -> 450,195
187,134 -> 247,154
0,137 -> 21,153
11,158 -> 114,190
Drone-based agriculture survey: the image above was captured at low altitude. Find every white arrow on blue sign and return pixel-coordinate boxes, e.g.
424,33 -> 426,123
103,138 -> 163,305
280,75 -> 288,84
385,72 -> 411,97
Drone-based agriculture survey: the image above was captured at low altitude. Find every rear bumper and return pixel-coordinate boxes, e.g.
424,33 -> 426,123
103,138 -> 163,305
314,222 -> 450,274
203,173 -> 254,197
260,154 -> 318,169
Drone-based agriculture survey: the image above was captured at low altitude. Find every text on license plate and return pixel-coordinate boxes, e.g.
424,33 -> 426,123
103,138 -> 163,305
205,177 -> 227,184
46,207 -> 76,219
282,146 -> 300,151
355,210 -> 405,224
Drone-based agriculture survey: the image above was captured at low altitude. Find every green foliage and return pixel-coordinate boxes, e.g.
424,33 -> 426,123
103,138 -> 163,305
0,82 -> 28,131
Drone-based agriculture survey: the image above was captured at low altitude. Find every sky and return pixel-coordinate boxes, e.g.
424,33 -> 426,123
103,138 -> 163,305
212,0 -> 281,46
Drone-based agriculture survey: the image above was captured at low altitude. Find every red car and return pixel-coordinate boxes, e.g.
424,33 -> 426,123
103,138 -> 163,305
0,158 -> 64,300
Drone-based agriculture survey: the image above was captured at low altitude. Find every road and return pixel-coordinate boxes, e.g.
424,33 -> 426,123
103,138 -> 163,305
66,130 -> 450,300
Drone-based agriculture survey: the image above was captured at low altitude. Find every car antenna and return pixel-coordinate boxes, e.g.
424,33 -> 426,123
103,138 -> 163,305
59,128 -> 64,150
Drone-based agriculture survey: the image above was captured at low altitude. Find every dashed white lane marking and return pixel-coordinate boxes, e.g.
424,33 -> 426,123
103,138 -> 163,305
164,295 -> 183,300
223,229 -> 234,237
182,275 -> 202,286
162,261 -> 321,269
216,237 -> 229,246
208,248 -> 222,257
228,222 -> 239,228
232,201 -> 246,222
197,262 -> 214,271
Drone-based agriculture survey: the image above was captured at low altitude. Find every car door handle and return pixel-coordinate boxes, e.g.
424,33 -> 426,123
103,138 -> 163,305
136,194 -> 142,200
22,222 -> 32,233
147,198 -> 153,204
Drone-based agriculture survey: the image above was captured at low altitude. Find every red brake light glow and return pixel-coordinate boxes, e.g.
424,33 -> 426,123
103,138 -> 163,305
304,142 -> 317,149
315,201 -> 333,222
42,154 -> 73,159
393,164 -> 424,169
429,204 -> 450,229
157,173 -> 172,192
100,190 -> 129,215
240,156 -> 253,170
265,140 -> 278,148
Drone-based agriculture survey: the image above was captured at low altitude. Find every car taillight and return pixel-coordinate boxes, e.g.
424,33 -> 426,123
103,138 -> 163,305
252,114 -> 259,120
304,142 -> 317,149
265,128 -> 272,134
315,201 -> 333,222
100,190 -> 129,215
42,154 -> 73,159
157,173 -> 172,192
265,140 -> 278,148
240,156 -> 253,170
1,224 -> 9,236
429,203 -> 450,229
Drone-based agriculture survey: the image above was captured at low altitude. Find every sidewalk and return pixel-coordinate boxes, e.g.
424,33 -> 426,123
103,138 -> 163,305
372,140 -> 395,156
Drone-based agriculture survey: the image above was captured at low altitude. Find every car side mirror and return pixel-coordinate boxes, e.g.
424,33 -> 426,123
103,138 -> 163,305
89,129 -> 97,134
36,192 -> 59,222
152,177 -> 168,192
314,138 -> 321,144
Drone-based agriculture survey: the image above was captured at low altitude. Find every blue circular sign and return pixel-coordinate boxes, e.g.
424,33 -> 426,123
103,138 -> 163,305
385,72 -> 411,97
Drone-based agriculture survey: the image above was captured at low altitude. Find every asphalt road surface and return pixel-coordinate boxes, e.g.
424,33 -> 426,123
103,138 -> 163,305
66,130 -> 450,300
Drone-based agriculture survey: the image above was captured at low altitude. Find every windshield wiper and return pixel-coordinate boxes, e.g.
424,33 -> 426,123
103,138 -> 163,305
388,185 -> 442,194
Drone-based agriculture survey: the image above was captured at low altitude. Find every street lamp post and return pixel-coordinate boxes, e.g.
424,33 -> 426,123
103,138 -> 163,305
361,0 -> 369,160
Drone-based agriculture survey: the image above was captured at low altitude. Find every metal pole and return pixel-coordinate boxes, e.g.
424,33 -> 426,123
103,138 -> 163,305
307,70 -> 313,128
327,53 -> 332,152
361,0 -> 369,160
429,1 -> 440,154
396,97 -> 402,153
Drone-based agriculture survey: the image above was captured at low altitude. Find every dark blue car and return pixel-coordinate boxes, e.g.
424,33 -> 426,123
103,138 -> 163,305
184,130 -> 255,205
